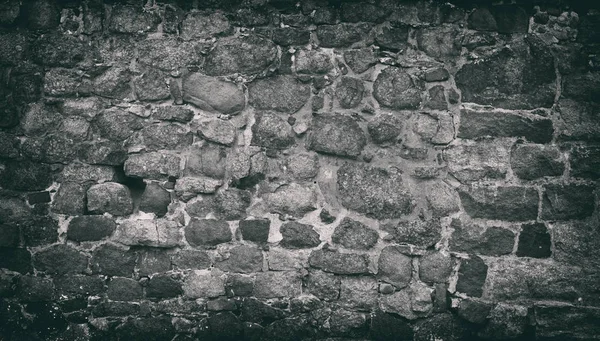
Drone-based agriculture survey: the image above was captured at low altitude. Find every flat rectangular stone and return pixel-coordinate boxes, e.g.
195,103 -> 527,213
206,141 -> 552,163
458,109 -> 553,143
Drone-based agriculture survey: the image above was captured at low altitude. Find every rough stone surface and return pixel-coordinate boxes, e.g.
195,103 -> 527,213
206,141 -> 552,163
317,23 -> 371,48
91,244 -> 136,277
33,245 -> 89,276
216,245 -> 263,273
67,216 -> 116,242
368,113 -> 403,145
450,219 -> 515,256
516,222 -> 551,258
541,184 -> 595,221
251,112 -> 295,149
114,219 -> 180,248
335,77 -> 364,109
343,48 -> 377,73
139,183 -> 171,217
183,73 -> 245,115
378,246 -> 412,288
458,186 -> 539,222
248,76 -> 311,113
204,35 -> 277,76
458,109 -> 554,143
124,152 -> 181,180
185,219 -> 232,247
263,183 -> 317,218
308,114 -> 366,157
511,144 -> 565,180
374,67 -> 422,109
570,145 -> 600,179
86,182 -> 133,216
308,250 -> 369,275
332,218 -> 378,250
456,256 -> 487,297
280,222 -> 321,249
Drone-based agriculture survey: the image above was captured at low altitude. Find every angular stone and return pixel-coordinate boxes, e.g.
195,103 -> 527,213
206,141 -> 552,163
0,161 -> 52,191
329,309 -> 367,335
60,117 -> 90,140
60,163 -> 116,183
172,250 -> 212,270
343,48 -> 377,74
216,245 -> 263,274
267,248 -> 307,271
273,27 -> 310,46
108,5 -> 160,33
87,182 -> 133,216
92,67 -> 132,99
134,68 -> 169,101
182,73 -> 245,115
34,245 -> 89,276
457,298 -> 492,324
557,99 -> 600,141
108,277 -> 143,301
0,248 -> 32,274
458,109 -> 553,143
479,303 -> 528,339
516,223 -> 551,258
152,106 -> 194,123
0,196 -> 30,223
0,224 -> 19,247
127,123 -> 192,152
316,23 -> 371,48
286,153 -> 319,180
199,119 -> 236,146
306,270 -> 340,301
370,311 -> 413,341
376,26 -> 409,51
254,271 -> 301,298
458,186 -> 539,222
340,276 -> 378,310
570,145 -> 600,179
139,182 -> 171,217
175,176 -> 222,200
33,33 -> 85,68
332,218 -> 378,250
378,245 -> 412,288
146,275 -> 183,299
124,152 -> 181,179
563,73 -> 600,103
251,112 -> 295,149
181,12 -> 230,40
18,276 -> 54,302
185,219 -> 232,247
307,114 -> 366,157
114,219 -> 180,248
535,303 -> 600,340
335,77 -> 364,109
185,144 -> 227,179
338,163 -> 414,219
541,183 -> 595,221
379,285 -> 427,320
309,250 -> 369,275
468,7 -> 497,31
367,113 -> 403,145
280,222 -> 321,249
43,67 -> 88,97
21,217 -> 58,247
137,249 -> 171,276
214,188 -> 251,220
374,67 -> 422,110
425,85 -> 448,110
20,103 -> 61,137
239,219 -> 270,243
262,183 -> 316,218
21,134 -> 77,163
450,219 -> 515,256
51,182 -> 86,216
456,256 -> 487,297
455,36 -> 556,109
425,182 -> 460,217
419,252 -> 452,284
26,0 -> 59,29
226,274 -> 254,297
204,35 -> 277,76
294,49 -> 333,74
91,243 -> 136,277
444,140 -> 510,183
137,39 -> 204,72
416,26 -> 462,61
67,216 -> 116,242
94,108 -> 144,141
423,68 -> 450,82
248,76 -> 311,113
470,6 -> 529,34
511,144 -> 565,180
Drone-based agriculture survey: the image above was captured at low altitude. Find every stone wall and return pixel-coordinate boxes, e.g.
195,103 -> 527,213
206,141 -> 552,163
0,0 -> 599,340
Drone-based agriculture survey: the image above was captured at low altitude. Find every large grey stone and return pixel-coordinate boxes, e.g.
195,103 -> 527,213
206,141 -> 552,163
248,76 -> 311,113
307,114 -> 366,158
182,73 -> 245,115
374,67 -> 422,109
203,35 -> 277,76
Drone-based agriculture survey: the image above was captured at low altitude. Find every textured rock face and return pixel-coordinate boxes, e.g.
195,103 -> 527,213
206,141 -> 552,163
1,1 -> 598,340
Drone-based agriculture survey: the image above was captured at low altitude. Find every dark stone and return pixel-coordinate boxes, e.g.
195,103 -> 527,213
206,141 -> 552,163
306,270 -> 340,301
33,245 -> 89,276
67,216 -> 116,242
152,106 -> 194,123
458,299 -> 493,324
478,303 -> 529,340
17,276 -> 54,302
332,218 -> 378,250
425,85 -> 448,110
308,249 -> 369,275
416,26 -> 462,61
0,224 -> 19,247
114,317 -> 175,341
54,275 -> 104,297
226,274 -> 254,297
455,36 -> 556,109
0,132 -> 19,159
319,209 -> 336,224
335,77 -> 364,109
27,0 -> 59,30
262,317 -> 316,341
182,73 -> 245,115
216,245 -> 263,273
214,188 -> 251,221
79,140 -> 128,166
87,182 -> 133,216
343,48 -> 378,74
456,256 -> 487,297
134,68 -> 169,101
139,183 -> 171,217
51,182 -> 86,216
108,5 -> 160,33
295,49 -> 333,75
341,2 -> 386,23
180,11 -> 231,40
251,112 -> 296,149
378,245 -> 412,288
239,219 -> 270,243
458,109 -> 554,143
337,163 -> 414,219
511,144 -> 565,180
375,26 -> 409,51
414,313 -> 467,341
32,33 -> 85,67
317,23 -> 371,48
557,100 -> 600,141
535,303 -> 600,340
280,222 -> 321,249
458,186 -> 539,222
450,219 -> 515,256
172,250 -> 212,270
370,311 -> 414,341
373,67 -> 422,110
273,27 -> 310,46
248,76 -> 311,113
0,248 -> 32,274
0,161 -> 52,191
424,68 -> 450,82
307,114 -> 366,158
93,301 -> 139,317
493,6 -> 530,34
146,275 -> 183,299
207,297 -> 237,311
468,7 -> 497,31
137,249 -> 171,276
204,35 -> 277,76
21,217 -> 59,247
94,108 -> 144,141
368,113 -> 403,145
44,67 -> 90,97
541,184 -> 595,221
570,144 -> 600,179
127,123 -> 192,151
107,277 -> 143,301
91,243 -> 136,277
233,8 -> 270,26
516,223 -> 551,258
92,67 -> 132,99
21,134 -> 78,164
208,312 -> 242,340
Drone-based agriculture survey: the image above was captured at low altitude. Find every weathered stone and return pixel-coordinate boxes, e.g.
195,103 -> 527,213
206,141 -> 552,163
214,188 -> 251,220
254,271 -> 301,298
339,276 -> 378,310
379,283 -> 433,320
0,248 -> 32,274
198,119 -> 236,146
455,36 -> 556,109
134,68 -> 169,101
328,309 -> 367,335
479,303 -> 528,339
419,252 -> 452,284
458,109 -> 554,143
251,112 -> 295,149
423,68 -> 450,82
51,182 -> 86,216
26,0 -> 59,30
511,144 -> 564,180
87,182 -> 133,216
60,117 -> 90,140
541,183 -> 595,221
374,67 -> 422,110
0,224 -> 19,247
127,123 -> 192,152
124,152 -> 181,179
226,274 -> 254,297
264,183 -> 317,218
456,256 -> 487,297
273,27 -> 310,46
286,153 -> 319,180
34,245 -> 89,276
93,67 -> 132,99
317,23 -> 371,48
172,250 -> 212,270
425,182 -> 460,217
0,196 -> 30,223
468,7 -> 497,31
60,163 -> 116,183
306,270 -> 339,301
338,163 -> 414,219
139,183 -> 171,217
335,77 -> 364,109
67,216 -> 116,242
175,176 -> 222,200
412,112 -> 454,144
570,144 -> 600,179
20,217 -> 58,247
94,108 -> 144,141
44,67 -> 86,97
180,12 -> 231,40
207,297 -> 237,311
294,49 -> 333,74
216,245 -> 263,273
182,73 -> 245,115
114,219 -> 180,248
0,161 -> 52,191
309,250 -> 369,275
332,218 -> 378,250
185,144 -> 227,179
343,48 -> 377,74
416,26 -> 462,60
375,26 -> 409,51
341,2 -> 387,23
108,277 -> 143,301
553,217 -> 600,269
54,275 -> 104,297
458,186 -> 539,222
204,35 -> 277,76
114,317 -> 175,340
91,243 -> 136,277
516,222 -> 551,258
27,192 -> 51,205
535,303 -> 600,340
248,76 -> 311,113
557,99 -> 600,141
21,134 -> 78,163
308,114 -> 366,157
280,222 -> 321,249
470,6 -> 529,34
108,5 -> 160,33
425,85 -> 448,110
0,132 -> 19,159
450,219 -> 515,256
0,32 -> 27,65
152,106 -> 194,123
378,245 -> 412,288
367,113 -> 403,145
239,219 -> 270,243
20,103 -> 61,137
137,249 -> 171,276
137,39 -> 204,72
18,276 -> 54,302
444,140 -> 510,183
33,33 -> 85,68
146,275 -> 183,299
457,298 -> 492,324
370,311 -> 413,341
185,219 -> 232,247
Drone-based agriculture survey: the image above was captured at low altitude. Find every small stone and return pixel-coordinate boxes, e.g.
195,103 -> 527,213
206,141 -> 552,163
51,182 -> 87,216
182,73 -> 245,115
185,219 -> 232,247
343,48 -> 377,74
251,112 -> 295,149
263,183 -> 317,218
108,277 -> 143,301
306,270 -> 340,301
378,245 -> 412,288
309,250 -> 369,275
425,85 -> 448,110
541,184 -> 595,221
216,245 -> 263,273
456,256 -> 487,297
307,114 -> 366,158
294,49 -> 333,74
139,183 -> 171,217
332,218 -> 378,250
419,252 -> 452,284
367,113 -> 403,145
373,67 -> 422,110
91,244 -> 136,277
183,269 -> 226,299
203,35 -> 277,76
239,219 -> 270,243
248,76 -> 311,113
319,209 -> 336,224
458,186 -> 539,222
335,77 -> 364,109
316,23 -> 371,48
273,27 -> 311,46
214,188 -> 251,220
180,12 -> 231,40
199,119 -> 236,146
87,182 -> 133,216
280,222 -> 321,249
146,275 -> 183,299
34,244 -> 89,276
93,108 -> 144,141
93,67 -> 132,99
286,153 -> 319,180
68,216 -> 116,242
254,271 -> 301,298
516,223 -> 551,258
124,152 -> 181,180
108,5 -> 160,33
114,219 -> 180,248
